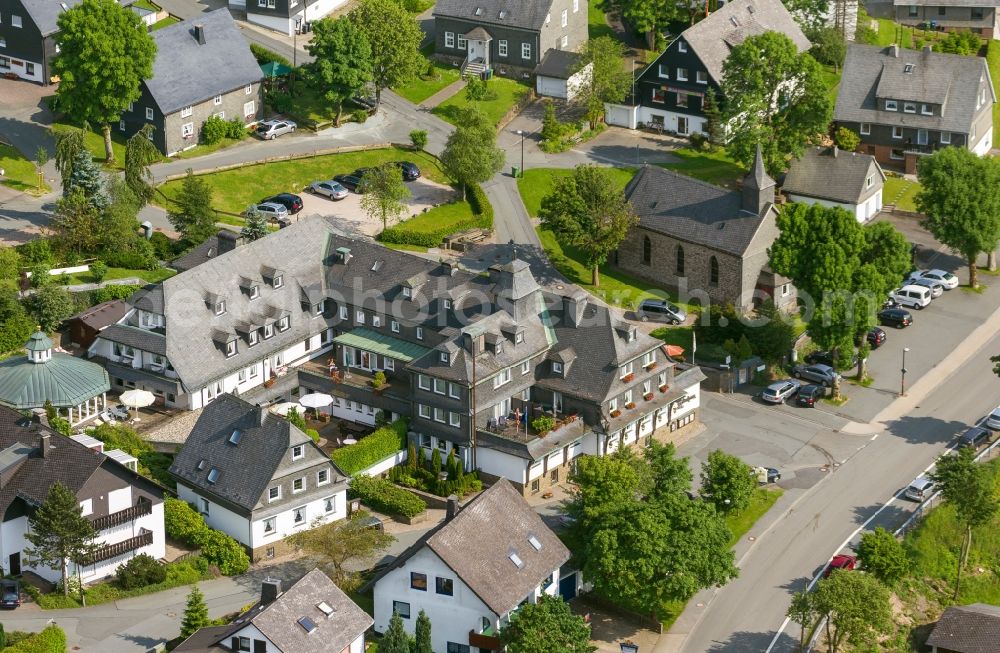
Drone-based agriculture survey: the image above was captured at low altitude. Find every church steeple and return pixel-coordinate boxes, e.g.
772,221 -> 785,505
742,144 -> 776,216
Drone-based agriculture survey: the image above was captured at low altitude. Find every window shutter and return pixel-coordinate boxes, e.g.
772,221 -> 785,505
254,640 -> 267,653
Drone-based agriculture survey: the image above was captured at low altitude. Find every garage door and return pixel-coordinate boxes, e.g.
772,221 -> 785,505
605,105 -> 631,128
536,76 -> 567,99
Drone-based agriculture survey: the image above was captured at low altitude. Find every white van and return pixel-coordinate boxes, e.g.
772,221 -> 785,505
892,284 -> 932,310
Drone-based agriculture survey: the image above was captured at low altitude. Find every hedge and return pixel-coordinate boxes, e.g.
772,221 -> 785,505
250,42 -> 291,68
164,498 -> 250,576
331,419 -> 408,475
350,474 -> 426,518
2,625 -> 66,653
377,183 -> 493,248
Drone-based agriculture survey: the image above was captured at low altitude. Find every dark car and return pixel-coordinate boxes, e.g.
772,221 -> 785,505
958,426 -> 991,449
0,580 -> 20,609
637,299 -> 687,325
260,193 -> 303,214
804,350 -> 858,368
878,307 -> 912,329
797,384 -> 824,407
397,161 -> 421,181
333,174 -> 363,192
867,327 -> 887,349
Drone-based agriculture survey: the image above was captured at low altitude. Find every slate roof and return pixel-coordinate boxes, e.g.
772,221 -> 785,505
130,285 -> 164,314
893,0 -> 996,6
534,49 -> 583,79
171,236 -> 220,273
0,336 -> 110,410
20,0 -> 134,36
433,0 -> 555,31
678,0 -> 810,85
100,324 -> 167,355
783,147 -> 885,205
171,625 -> 233,653
926,603 -> 1000,653
146,9 -> 263,115
834,43 -> 994,134
624,165 -> 774,256
71,300 -> 130,332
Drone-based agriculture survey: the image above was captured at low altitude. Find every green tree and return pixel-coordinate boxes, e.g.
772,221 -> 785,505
53,0 -> 156,162
288,510 -> 394,591
360,163 -> 411,231
786,590 -> 819,653
168,170 -> 217,245
929,446 -> 999,598
24,482 -> 97,597
241,206 -> 270,242
601,0 -> 683,49
30,286 -> 75,332
645,440 -> 692,501
702,88 -> 725,146
439,107 -> 504,200
409,129 -> 428,151
721,31 -> 831,176
784,0 -> 831,30
50,188 -> 101,255
307,17 -> 372,126
745,300 -> 795,368
807,26 -> 846,70
575,36 -> 633,130
125,124 -> 161,206
500,594 -> 595,653
90,261 -> 108,283
54,128 -> 87,194
413,609 -> 433,653
66,150 -> 109,210
0,246 -> 21,281
833,126 -> 859,151
180,585 -> 209,638
100,176 -> 149,254
380,611 -> 410,653
813,570 -> 893,653
349,0 -> 422,104
916,147 -> 1000,289
538,164 -> 638,287
856,526 -> 908,586
700,449 -> 755,514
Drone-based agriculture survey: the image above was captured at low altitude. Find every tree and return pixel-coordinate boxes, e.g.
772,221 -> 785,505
24,482 -> 97,597
241,206 -> 270,242
52,0 -> 156,162
180,585 -> 209,639
288,510 -> 394,591
307,17 -> 372,126
538,164 -> 637,287
90,261 -> 109,283
700,449 -> 755,514
30,286 -> 76,332
409,129 -> 428,151
645,440 -> 692,501
54,128 -> 87,194
928,446 -> 999,598
833,126 -> 859,152
813,570 -> 893,653
439,107 -> 504,200
50,189 -> 101,255
702,88 -> 725,146
574,36 -> 632,130
786,590 -> 819,653
380,611 -> 410,653
784,0 -> 831,30
500,594 -> 595,653
745,300 -> 795,368
600,0 -> 683,49
66,150 -> 109,210
720,32 -> 831,176
360,163 -> 411,232
168,170 -> 217,245
856,527 -> 908,586
125,124 -> 161,206
807,26 -> 846,70
35,146 -> 49,193
349,0 -> 422,104
916,147 -> 1000,289
413,609 -> 433,653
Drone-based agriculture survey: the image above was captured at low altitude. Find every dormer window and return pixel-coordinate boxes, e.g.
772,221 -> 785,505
292,445 -> 304,460
215,301 -> 226,315
249,285 -> 260,300
264,324 -> 274,338
225,341 -> 237,357
402,287 -> 412,298
903,63 -> 914,73
552,361 -> 563,374
228,429 -> 242,445
273,274 -> 283,288
207,468 -> 220,484
278,316 -> 290,331
313,301 -> 324,315
416,327 -> 424,340
921,104 -> 932,115
628,328 -> 637,342
515,332 -> 524,344
885,100 -> 897,111
443,299 -> 452,309
866,175 -> 874,189
903,102 -> 916,113
440,352 -> 450,364
494,342 -> 502,355
249,331 -> 259,346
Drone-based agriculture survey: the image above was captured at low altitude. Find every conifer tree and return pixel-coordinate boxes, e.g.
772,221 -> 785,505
180,585 -> 209,639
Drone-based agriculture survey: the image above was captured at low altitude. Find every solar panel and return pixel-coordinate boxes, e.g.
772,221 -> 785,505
298,616 -> 318,633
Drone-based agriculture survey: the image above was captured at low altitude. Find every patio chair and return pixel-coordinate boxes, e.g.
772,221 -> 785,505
487,417 -> 497,431
498,416 -> 507,429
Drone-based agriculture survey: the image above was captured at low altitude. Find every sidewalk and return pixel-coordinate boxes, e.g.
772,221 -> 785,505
420,78 -> 467,109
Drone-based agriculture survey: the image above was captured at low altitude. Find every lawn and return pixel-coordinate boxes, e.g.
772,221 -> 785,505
432,77 -> 530,126
820,65 -> 842,106
393,47 -> 463,105
55,266 -> 176,286
156,147 -> 451,215
132,0 -> 159,10
517,167 -> 636,217
172,136 -> 247,160
391,200 -> 474,234
883,176 -> 921,212
988,41 -> 1000,136
151,15 -> 180,30
649,326 -> 730,364
51,122 -> 141,170
659,147 -> 745,188
0,143 -> 50,195
588,2 -> 616,40
384,242 -> 430,253
726,488 -> 783,546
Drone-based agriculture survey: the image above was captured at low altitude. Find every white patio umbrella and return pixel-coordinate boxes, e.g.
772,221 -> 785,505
119,389 -> 156,421
268,401 -> 301,417
300,393 -> 334,409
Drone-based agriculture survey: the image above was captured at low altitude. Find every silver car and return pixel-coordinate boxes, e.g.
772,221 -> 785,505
909,277 -> 944,298
914,268 -> 959,290
255,119 -> 297,140
253,202 -> 289,220
793,363 -> 841,387
761,379 -> 801,404
310,180 -> 349,200
637,299 -> 687,325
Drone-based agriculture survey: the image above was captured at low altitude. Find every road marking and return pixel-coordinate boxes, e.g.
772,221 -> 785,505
870,433 -> 879,441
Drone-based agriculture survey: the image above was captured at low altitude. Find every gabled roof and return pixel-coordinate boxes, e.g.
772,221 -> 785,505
20,0 -> 134,36
534,49 -> 584,80
433,0 -> 555,31
70,300 -> 130,332
926,603 -> 1000,653
835,44 -> 994,134
146,9 -> 263,115
783,147 -> 885,204
624,165 -> 774,256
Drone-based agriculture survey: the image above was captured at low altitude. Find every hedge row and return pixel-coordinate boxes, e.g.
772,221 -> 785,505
377,183 -> 493,248
330,419 -> 408,475
350,474 -> 426,518
2,625 -> 66,653
164,498 -> 250,576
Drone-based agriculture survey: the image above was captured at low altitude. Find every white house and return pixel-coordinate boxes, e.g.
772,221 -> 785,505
169,393 -> 348,562
174,569 -> 373,653
782,147 -> 886,223
534,50 -> 590,101
229,0 -> 349,36
370,480 -> 571,653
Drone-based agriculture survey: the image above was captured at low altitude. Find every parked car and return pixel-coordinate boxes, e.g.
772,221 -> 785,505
804,350 -> 858,368
397,161 -> 421,181
333,174 -> 363,192
797,384 -> 824,407
761,379 -> 801,404
866,327 -> 887,349
823,554 -> 857,578
913,268 -> 959,290
260,193 -> 303,214
958,425 -> 990,449
878,308 -> 912,329
909,277 -> 944,298
252,202 -> 289,221
987,404 -> 1000,430
310,180 -> 349,200
793,364 -> 841,387
255,119 -> 297,140
892,284 -> 932,310
637,299 -> 687,324
0,580 -> 20,609
905,476 -> 935,502
754,466 -> 781,484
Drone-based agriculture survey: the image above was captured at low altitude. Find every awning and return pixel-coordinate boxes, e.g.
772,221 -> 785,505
260,61 -> 293,78
333,328 -> 432,363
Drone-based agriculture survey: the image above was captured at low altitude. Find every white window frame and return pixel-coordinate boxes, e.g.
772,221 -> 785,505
860,123 -> 871,135
609,397 -> 618,412
917,128 -> 928,145
11,14 -> 21,27
181,106 -> 193,118
657,64 -> 669,79
521,360 -> 530,374
339,306 -> 348,320
552,361 -> 564,374
498,40 -> 507,57
145,107 -> 154,121
921,104 -> 932,115
245,84 -> 253,95
457,34 -> 467,50
214,95 -> 223,106
885,100 -> 898,111
293,506 -> 306,526
292,445 -> 304,460
941,131 -> 951,144
318,469 -> 330,485
418,374 -> 431,390
903,102 -> 916,114
521,42 -> 531,60
448,383 -> 460,399
561,34 -> 568,48
391,320 -> 400,333
561,9 -> 567,26
292,476 -> 306,494
892,126 -> 903,139
696,70 -> 707,84
372,315 -> 382,327
418,404 -> 431,419
434,378 -> 446,395
676,68 -> 688,81
268,486 -> 281,502
445,31 -> 455,48
434,408 -> 446,423
573,0 -> 579,11
225,340 -> 236,357
493,367 -> 512,388
356,310 -> 365,324
449,412 -> 461,427
243,101 -> 255,118
416,327 -> 424,340
678,40 -> 687,53
119,120 -> 125,132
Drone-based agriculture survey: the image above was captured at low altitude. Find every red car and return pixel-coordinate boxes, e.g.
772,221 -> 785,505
823,554 -> 857,578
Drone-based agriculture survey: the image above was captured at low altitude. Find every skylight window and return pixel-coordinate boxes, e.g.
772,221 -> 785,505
317,601 -> 335,616
298,616 -> 318,633
508,551 -> 525,568
196,459 -> 206,471
207,468 -> 220,484
228,430 -> 242,445
474,6 -> 482,14
903,63 -> 914,73
372,260 -> 384,272
528,535 -> 543,551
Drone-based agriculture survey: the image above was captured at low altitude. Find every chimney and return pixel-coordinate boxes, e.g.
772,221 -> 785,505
336,247 -> 352,265
217,230 -> 240,254
31,407 -> 50,429
742,144 -> 776,216
260,578 -> 281,606
890,44 -> 899,58
923,44 -> 933,53
446,495 -> 459,521
832,145 -> 839,158
193,23 -> 206,45
440,260 -> 457,276
463,332 -> 476,354
38,433 -> 50,459
563,292 -> 587,328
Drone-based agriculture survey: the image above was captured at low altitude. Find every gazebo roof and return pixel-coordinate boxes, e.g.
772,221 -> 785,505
0,351 -> 110,410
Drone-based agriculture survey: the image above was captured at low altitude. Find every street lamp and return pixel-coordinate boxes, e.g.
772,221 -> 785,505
516,129 -> 525,177
900,347 -> 910,397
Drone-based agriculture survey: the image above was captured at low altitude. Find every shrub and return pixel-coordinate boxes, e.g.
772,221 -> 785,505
351,109 -> 369,124
164,497 -> 207,543
350,474 -> 426,518
0,313 -> 35,354
531,416 -> 556,434
148,232 -> 175,260
102,249 -> 158,271
286,407 -> 307,430
89,261 -> 108,283
90,284 -> 142,303
115,553 -> 167,589
201,115 -> 229,145
3,624 -> 66,653
834,126 -> 860,152
250,42 -> 291,67
935,30 -> 982,55
89,422 -> 152,457
48,416 -> 71,436
372,371 -> 387,389
197,529 -> 250,576
305,428 -> 320,443
410,129 -> 428,151
266,90 -> 293,114
225,118 -> 248,140
807,26 -> 847,68
378,182 -> 493,247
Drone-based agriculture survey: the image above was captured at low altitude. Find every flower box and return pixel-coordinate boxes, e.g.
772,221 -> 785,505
643,393 -> 654,401
610,409 -> 622,418
623,373 -> 635,383
264,378 -> 276,388
646,362 -> 657,371
625,402 -> 636,410
659,385 -> 668,393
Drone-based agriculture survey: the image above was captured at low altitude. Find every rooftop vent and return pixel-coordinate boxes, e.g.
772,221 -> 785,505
730,16 -> 739,26
499,9 -> 507,18
336,247 -> 352,265
298,616 -> 318,634
904,63 -> 914,73
372,260 -> 384,272
474,6 -> 482,14
196,459 -> 206,471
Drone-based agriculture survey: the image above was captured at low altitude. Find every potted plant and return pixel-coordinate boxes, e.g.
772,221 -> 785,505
643,392 -> 654,401
646,362 -> 657,371
659,384 -> 668,393
623,373 -> 635,383
610,409 -> 621,418
531,415 -> 556,436
625,402 -> 636,410
371,371 -> 387,392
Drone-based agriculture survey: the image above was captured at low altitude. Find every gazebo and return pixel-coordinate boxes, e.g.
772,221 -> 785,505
0,332 -> 111,425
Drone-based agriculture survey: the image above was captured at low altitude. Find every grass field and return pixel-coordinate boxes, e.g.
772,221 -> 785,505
884,176 -> 921,212
393,47 -> 463,105
988,42 -> 1000,137
517,167 -> 636,217
151,15 -> 180,30
51,122 -> 134,170
156,147 -> 450,214
55,266 -> 175,286
588,2 -> 616,40
432,77 -> 530,126
391,200 -> 474,234
821,65 -> 842,107
659,147 -> 745,188
0,144 -> 50,195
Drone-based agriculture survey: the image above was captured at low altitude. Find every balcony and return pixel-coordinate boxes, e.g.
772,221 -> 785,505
479,409 -> 585,445
299,360 -> 411,398
469,630 -> 501,650
91,498 -> 153,532
86,529 -> 153,564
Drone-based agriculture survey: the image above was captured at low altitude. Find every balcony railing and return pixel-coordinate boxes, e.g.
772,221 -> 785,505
91,498 -> 153,532
86,529 -> 153,564
469,630 -> 501,650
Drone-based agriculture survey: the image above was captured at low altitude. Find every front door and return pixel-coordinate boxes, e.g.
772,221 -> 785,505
468,39 -> 489,65
8,552 -> 20,576
677,116 -> 689,135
